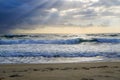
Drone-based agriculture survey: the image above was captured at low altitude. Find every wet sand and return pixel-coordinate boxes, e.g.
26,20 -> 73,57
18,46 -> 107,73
0,62 -> 120,80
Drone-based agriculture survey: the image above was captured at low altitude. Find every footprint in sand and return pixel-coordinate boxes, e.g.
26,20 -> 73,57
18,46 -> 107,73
111,66 -> 119,68
33,69 -> 40,71
9,74 -> 23,78
81,78 -> 94,80
81,67 -> 90,70
96,66 -> 108,68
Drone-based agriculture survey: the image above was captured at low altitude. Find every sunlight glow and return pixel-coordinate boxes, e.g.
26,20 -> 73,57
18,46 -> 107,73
13,26 -> 120,34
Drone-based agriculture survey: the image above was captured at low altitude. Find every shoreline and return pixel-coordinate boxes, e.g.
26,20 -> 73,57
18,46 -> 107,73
0,56 -> 120,64
0,62 -> 120,80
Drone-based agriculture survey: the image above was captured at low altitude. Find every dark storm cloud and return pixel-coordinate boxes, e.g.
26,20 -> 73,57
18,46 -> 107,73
0,0 -> 60,33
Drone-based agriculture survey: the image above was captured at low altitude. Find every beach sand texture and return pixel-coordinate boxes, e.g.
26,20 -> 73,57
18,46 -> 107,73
0,62 -> 120,80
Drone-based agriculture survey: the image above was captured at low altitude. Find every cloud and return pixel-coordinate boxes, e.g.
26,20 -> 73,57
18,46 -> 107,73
46,8 -> 58,13
0,0 -> 120,33
91,0 -> 120,7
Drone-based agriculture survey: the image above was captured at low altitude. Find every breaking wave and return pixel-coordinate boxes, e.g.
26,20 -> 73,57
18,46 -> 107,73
0,52 -> 120,58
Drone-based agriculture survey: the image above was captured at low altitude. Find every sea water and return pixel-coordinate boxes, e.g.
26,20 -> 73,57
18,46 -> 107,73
0,33 -> 120,64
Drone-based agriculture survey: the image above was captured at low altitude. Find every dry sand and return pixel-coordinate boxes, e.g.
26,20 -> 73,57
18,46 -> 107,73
0,62 -> 120,80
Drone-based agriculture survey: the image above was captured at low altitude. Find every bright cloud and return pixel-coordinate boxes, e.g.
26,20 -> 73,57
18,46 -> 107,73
46,8 -> 58,13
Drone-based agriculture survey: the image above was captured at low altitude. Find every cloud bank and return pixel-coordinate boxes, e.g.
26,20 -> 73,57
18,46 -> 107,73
0,0 -> 120,33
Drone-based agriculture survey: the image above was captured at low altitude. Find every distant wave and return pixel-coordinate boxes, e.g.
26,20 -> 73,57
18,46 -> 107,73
93,38 -> 120,43
0,38 -> 120,45
87,33 -> 120,37
0,38 -> 81,45
1,33 -> 120,39
0,35 -> 28,38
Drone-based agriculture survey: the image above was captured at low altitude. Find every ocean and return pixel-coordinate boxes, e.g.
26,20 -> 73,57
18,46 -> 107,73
0,33 -> 120,64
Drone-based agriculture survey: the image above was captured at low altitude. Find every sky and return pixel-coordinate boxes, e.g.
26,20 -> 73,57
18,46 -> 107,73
0,0 -> 120,34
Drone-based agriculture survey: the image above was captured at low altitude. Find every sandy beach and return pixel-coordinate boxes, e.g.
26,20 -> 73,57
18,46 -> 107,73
0,62 -> 120,80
